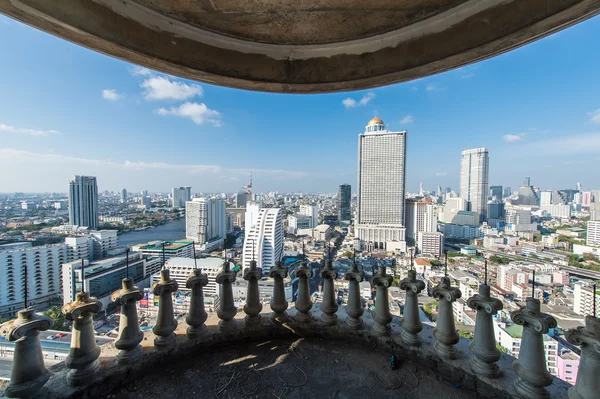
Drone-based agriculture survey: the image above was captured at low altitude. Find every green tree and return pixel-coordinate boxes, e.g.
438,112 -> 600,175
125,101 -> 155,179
342,250 -> 354,259
458,330 -> 474,340
430,259 -> 441,267
43,306 -> 70,331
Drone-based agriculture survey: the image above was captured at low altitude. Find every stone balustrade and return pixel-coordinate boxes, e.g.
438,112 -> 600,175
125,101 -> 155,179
0,269 -> 584,399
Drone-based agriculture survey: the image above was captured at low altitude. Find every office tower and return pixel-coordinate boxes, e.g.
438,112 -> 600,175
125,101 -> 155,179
552,190 -> 568,205
68,175 -> 99,229
523,177 -> 531,186
337,184 -> 352,222
141,190 -> 148,197
577,182 -> 582,192
185,198 -> 226,252
540,191 -> 553,205
235,173 -> 253,208
590,203 -> 600,221
356,117 -> 407,251
441,197 -> 468,223
172,186 -> 191,207
487,201 -> 505,219
242,208 -> 284,273
89,230 -> 118,259
459,148 -> 489,223
419,181 -> 424,196
437,186 -> 443,197
120,187 -> 127,204
503,187 -> 512,198
489,185 -> 503,200
299,204 -> 319,228
405,198 -> 437,244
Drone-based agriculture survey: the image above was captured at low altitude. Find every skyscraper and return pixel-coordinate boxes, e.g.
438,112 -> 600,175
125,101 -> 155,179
68,175 -> 99,229
235,173 -> 253,207
185,198 -> 226,252
405,198 -> 437,245
489,185 -> 503,200
242,208 -> 284,274
356,117 -> 407,251
459,148 -> 489,223
299,204 -> 318,228
120,188 -> 127,204
172,186 -> 191,207
337,184 -> 352,222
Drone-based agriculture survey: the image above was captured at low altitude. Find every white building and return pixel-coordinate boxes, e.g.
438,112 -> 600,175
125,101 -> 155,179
573,282 -> 600,316
505,207 -> 538,233
172,186 -> 191,208
131,240 -> 194,261
0,243 -> 68,317
299,204 -> 319,228
417,232 -> 443,257
586,220 -> 600,246
405,199 -> 437,244
243,208 -> 284,274
89,230 -> 118,259
459,148 -> 489,223
451,210 -> 479,226
440,197 -> 468,223
356,117 -> 407,251
245,201 -> 261,230
540,204 -> 572,220
439,224 -> 482,240
287,214 -> 312,234
68,175 -> 99,230
186,198 -> 226,252
154,257 -> 225,298
540,190 -> 553,205
65,236 -> 93,262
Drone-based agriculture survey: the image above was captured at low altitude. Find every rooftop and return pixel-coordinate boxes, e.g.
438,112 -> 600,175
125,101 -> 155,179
137,240 -> 193,251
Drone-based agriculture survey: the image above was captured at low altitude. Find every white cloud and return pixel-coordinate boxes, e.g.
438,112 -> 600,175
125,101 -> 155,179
426,84 -> 445,92
0,123 -> 62,137
102,89 -> 120,101
525,133 -> 600,155
131,66 -> 153,76
435,172 -> 448,177
156,102 -> 221,126
400,115 -> 414,124
460,73 -> 474,79
503,134 -> 524,143
141,76 -> 203,100
589,108 -> 600,124
342,92 -> 375,108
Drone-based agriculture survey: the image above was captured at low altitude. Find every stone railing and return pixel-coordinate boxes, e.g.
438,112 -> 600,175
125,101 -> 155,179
1,260 -> 597,399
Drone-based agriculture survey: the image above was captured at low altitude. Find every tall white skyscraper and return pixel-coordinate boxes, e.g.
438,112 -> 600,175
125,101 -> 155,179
120,187 -> 127,204
459,148 -> 489,223
68,175 -> 99,229
356,117 -> 407,251
242,208 -> 284,274
186,198 -> 226,252
172,186 -> 191,207
299,204 -> 318,228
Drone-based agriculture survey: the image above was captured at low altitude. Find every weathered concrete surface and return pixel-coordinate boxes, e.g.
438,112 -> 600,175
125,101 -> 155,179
0,306 -> 572,399
1,0 -> 599,93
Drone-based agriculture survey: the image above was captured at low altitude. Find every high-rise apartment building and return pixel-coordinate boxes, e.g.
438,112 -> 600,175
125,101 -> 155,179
299,204 -> 319,229
503,187 -> 512,198
356,117 -> 407,251
590,203 -> 600,221
573,282 -> 600,316
337,184 -> 352,222
405,198 -> 437,244
459,148 -> 489,223
587,220 -> 600,246
121,188 -> 127,204
185,198 -> 226,252
172,186 -> 191,207
417,232 -> 444,257
68,175 -> 99,229
242,208 -> 284,274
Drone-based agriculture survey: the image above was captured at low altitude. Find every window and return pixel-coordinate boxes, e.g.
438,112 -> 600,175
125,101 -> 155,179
566,371 -> 572,374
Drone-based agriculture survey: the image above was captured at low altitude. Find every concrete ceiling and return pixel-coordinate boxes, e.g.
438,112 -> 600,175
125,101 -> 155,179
1,0 -> 599,93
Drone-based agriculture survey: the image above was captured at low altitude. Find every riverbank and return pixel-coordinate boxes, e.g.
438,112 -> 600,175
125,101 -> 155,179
118,218 -> 187,247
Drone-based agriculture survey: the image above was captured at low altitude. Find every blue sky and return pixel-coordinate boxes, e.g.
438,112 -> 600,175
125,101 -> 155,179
1,14 -> 600,194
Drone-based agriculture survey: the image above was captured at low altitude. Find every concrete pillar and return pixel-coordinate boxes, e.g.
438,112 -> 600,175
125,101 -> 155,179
467,284 -> 503,377
2,308 -> 53,398
269,261 -> 289,323
320,256 -> 338,325
432,276 -> 462,359
565,316 -> 600,399
294,260 -> 313,323
243,260 -> 263,327
152,269 -> 179,349
216,259 -> 237,333
511,297 -> 557,398
185,269 -> 209,338
371,266 -> 393,336
111,278 -> 144,364
400,270 -> 426,346
344,261 -> 364,329
62,292 -> 103,386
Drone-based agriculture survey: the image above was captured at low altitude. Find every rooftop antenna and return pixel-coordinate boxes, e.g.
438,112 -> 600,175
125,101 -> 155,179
23,263 -> 28,309
161,242 -> 166,270
192,242 -> 197,270
410,247 -> 414,272
484,259 -> 488,286
81,259 -> 85,293
302,241 -> 306,262
532,269 -> 536,298
126,248 -> 130,279
444,251 -> 448,277
594,283 -> 597,318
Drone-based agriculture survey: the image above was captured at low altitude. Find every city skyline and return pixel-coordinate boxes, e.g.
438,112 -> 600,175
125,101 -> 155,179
1,15 -> 600,193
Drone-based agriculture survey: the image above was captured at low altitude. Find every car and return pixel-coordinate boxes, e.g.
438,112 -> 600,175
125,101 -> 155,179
55,333 -> 65,338
46,335 -> 57,340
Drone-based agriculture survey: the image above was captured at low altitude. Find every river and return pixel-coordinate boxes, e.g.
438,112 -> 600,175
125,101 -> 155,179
117,218 -> 187,247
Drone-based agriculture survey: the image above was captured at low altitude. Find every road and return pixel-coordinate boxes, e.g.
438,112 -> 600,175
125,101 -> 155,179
40,329 -> 114,346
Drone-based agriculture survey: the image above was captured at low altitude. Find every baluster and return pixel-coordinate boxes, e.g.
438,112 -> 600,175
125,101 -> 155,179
216,258 -> 237,332
432,276 -> 462,359
1,308 -> 52,398
269,261 -> 289,323
294,260 -> 313,323
400,269 -> 425,346
565,316 -> 600,399
511,297 -> 557,398
467,284 -> 503,377
372,266 -> 393,336
344,260 -> 364,329
185,269 -> 209,338
152,269 -> 179,348
62,292 -> 103,385
320,254 -> 338,325
243,259 -> 263,326
111,278 -> 144,364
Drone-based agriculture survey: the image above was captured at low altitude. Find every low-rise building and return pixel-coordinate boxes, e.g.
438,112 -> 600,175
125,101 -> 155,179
556,349 -> 580,385
131,240 -> 194,261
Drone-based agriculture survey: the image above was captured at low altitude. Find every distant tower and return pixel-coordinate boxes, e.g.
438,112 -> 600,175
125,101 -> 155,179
242,208 -> 284,274
577,182 -> 582,192
68,176 -> 99,229
523,177 -> 531,186
419,181 -> 424,197
356,117 -> 407,251
437,186 -> 443,197
337,184 -> 352,221
120,188 -> 127,204
459,148 -> 489,223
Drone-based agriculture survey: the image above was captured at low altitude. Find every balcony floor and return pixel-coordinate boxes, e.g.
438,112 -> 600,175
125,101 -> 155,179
108,337 -> 476,399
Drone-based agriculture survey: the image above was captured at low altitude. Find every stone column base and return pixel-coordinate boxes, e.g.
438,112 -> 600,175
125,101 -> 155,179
154,333 -> 176,349
186,324 -> 207,339
295,311 -> 313,323
346,316 -> 363,329
218,319 -> 237,333
320,312 -> 337,325
117,344 -> 143,365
